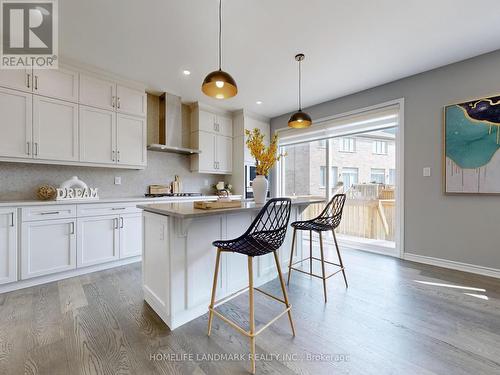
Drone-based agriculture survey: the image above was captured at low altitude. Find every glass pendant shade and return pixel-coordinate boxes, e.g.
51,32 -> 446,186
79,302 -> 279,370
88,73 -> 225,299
288,110 -> 312,128
202,69 -> 238,99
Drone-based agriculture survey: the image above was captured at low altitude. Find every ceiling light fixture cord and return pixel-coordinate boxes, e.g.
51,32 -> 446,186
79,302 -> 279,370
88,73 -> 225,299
218,0 -> 222,71
298,58 -> 302,110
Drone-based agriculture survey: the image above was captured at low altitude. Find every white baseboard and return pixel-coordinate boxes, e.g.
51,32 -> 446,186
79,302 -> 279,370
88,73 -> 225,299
0,256 -> 141,294
403,253 -> 500,279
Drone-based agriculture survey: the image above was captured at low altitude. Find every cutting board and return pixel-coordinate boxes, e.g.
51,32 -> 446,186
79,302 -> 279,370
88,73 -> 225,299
194,200 -> 242,210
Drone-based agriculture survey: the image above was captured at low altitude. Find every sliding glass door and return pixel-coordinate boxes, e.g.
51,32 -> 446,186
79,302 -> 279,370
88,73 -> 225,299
277,105 -> 400,255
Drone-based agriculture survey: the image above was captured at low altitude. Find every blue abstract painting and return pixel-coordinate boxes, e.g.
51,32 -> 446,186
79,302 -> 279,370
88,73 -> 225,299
445,95 -> 500,193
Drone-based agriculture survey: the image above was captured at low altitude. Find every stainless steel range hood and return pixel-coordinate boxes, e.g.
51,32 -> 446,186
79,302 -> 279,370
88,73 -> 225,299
147,93 -> 201,155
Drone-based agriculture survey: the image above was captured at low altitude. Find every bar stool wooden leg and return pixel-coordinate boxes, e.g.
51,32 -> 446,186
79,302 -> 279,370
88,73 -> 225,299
309,230 -> 313,274
248,256 -> 256,374
332,229 -> 348,288
287,228 -> 297,285
273,251 -> 296,336
207,248 -> 222,336
318,232 -> 328,303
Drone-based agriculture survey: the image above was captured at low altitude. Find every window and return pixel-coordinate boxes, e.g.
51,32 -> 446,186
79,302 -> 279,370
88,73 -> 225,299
318,139 -> 327,148
388,169 -> 396,185
371,168 -> 386,184
331,166 -> 338,187
320,166 -> 326,187
342,167 -> 359,187
339,137 -> 356,152
373,140 -> 388,155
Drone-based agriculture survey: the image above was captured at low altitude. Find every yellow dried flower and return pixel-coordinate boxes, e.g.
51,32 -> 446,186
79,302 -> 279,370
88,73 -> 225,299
245,128 -> 285,176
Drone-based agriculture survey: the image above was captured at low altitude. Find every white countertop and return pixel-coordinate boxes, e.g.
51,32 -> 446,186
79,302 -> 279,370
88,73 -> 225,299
0,195 -> 242,207
138,197 -> 325,219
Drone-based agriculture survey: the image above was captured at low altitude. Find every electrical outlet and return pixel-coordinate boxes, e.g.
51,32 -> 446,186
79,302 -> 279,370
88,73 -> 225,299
204,179 -> 209,186
423,167 -> 431,177
114,176 -> 122,185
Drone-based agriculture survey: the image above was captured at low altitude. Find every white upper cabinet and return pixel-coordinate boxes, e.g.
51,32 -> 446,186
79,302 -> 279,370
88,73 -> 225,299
216,114 -> 233,137
197,109 -> 217,133
116,85 -> 147,117
33,67 -> 79,102
0,69 -> 31,93
33,96 -> 79,162
116,113 -> 147,166
79,106 -> 116,164
0,87 -> 32,159
79,73 -> 116,111
0,209 -> 17,285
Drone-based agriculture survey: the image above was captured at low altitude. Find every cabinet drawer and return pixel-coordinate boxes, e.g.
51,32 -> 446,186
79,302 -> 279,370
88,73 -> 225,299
77,203 -> 142,218
22,205 -> 77,222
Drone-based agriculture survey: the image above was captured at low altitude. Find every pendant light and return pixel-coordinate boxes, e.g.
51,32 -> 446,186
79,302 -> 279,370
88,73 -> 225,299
288,53 -> 312,128
202,0 -> 238,99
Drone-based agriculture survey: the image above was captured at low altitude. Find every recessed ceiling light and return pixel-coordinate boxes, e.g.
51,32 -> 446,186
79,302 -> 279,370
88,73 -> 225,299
256,101 -> 263,105
183,70 -> 191,76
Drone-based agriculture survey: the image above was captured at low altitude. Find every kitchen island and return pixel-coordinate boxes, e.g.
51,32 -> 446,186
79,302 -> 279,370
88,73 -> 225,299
138,197 -> 324,329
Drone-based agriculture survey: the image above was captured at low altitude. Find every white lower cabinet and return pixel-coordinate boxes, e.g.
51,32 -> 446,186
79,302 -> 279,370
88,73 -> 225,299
119,213 -> 143,259
0,209 -> 17,285
77,215 -> 120,267
21,218 -> 77,279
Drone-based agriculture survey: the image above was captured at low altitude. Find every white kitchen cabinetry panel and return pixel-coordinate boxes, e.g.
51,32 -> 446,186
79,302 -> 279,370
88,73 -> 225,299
116,85 -> 146,117
79,105 -> 116,164
21,205 -> 77,222
77,215 -> 119,267
77,203 -> 141,218
119,213 -> 142,259
33,68 -> 79,102
0,209 -> 17,285
79,73 -> 116,111
33,96 -> 79,161
197,109 -> 217,133
0,69 -> 31,92
217,135 -> 232,173
116,113 -> 147,167
216,114 -> 233,137
0,87 -> 32,159
21,218 -> 77,279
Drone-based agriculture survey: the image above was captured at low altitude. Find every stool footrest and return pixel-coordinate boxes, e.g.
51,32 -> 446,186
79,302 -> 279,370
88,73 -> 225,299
208,287 -> 292,339
289,256 -> 345,280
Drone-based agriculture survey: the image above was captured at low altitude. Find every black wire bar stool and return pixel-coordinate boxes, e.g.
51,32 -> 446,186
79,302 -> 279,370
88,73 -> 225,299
207,198 -> 295,374
287,194 -> 348,303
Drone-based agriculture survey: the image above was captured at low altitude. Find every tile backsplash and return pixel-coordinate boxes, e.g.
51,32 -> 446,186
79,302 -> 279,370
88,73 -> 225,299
0,151 -> 222,200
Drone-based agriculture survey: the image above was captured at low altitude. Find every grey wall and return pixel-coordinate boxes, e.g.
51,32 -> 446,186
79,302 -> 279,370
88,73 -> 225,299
271,49 -> 500,270
0,151 -> 221,200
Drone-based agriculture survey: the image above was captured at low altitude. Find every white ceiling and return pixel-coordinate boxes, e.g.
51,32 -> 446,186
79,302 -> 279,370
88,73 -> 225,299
60,0 -> 500,118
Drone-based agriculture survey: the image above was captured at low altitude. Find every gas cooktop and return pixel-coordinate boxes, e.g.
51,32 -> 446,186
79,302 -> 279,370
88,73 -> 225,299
144,193 -> 203,198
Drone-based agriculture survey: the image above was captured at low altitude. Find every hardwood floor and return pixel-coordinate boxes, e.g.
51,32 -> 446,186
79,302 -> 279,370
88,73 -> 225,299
1,243 -> 500,375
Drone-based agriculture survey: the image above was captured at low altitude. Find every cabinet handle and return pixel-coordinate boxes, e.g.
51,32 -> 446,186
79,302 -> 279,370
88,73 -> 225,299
40,211 -> 60,215
120,217 -> 124,228
117,97 -> 121,109
112,150 -> 115,161
34,75 -> 38,90
26,73 -> 31,88
112,207 -> 126,211
10,213 -> 14,227
70,222 -> 75,234
34,142 -> 39,156
117,150 -> 120,162
26,142 -> 30,155
114,218 -> 119,229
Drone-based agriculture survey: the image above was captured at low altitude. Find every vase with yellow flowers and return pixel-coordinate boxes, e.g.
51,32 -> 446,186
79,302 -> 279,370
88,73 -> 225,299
245,128 -> 285,204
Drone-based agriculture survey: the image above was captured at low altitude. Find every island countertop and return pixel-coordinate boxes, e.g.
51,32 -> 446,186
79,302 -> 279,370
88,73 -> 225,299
137,197 -> 325,219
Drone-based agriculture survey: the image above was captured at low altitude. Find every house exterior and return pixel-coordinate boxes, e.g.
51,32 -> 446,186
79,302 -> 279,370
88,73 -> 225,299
284,130 -> 396,196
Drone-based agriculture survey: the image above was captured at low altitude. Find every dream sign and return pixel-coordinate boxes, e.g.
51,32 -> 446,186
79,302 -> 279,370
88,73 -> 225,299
56,176 -> 99,201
